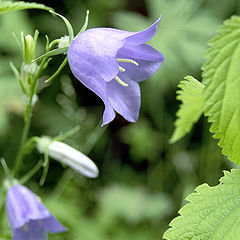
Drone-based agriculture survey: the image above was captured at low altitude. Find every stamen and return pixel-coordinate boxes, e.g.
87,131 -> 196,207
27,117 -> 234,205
115,76 -> 128,87
119,66 -> 125,72
117,58 -> 139,66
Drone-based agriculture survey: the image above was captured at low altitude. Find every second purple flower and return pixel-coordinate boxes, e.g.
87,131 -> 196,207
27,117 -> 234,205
68,17 -> 164,125
6,184 -> 66,240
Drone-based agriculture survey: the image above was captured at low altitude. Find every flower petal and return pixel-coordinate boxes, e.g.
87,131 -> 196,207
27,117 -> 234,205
68,29 -> 125,83
125,16 -> 162,45
117,43 -> 164,82
6,185 -> 50,229
13,221 -> 47,240
107,79 -> 140,122
67,55 -> 115,125
43,216 -> 67,233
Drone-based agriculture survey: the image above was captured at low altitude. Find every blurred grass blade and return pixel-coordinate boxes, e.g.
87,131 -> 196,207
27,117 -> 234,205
0,1 -> 53,14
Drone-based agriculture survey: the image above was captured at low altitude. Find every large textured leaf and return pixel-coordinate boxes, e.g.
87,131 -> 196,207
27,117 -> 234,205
163,169 -> 240,240
170,76 -> 205,143
202,16 -> 240,164
0,1 -> 52,14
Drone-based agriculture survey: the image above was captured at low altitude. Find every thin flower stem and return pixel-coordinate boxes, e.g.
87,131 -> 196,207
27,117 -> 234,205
13,57 -> 48,177
20,160 -> 43,184
0,158 -> 12,181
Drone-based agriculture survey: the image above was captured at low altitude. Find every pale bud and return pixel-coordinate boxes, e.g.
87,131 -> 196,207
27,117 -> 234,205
23,35 -> 35,63
37,137 -> 99,178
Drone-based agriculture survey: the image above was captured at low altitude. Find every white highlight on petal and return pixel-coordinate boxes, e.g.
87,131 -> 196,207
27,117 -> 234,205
117,58 -> 139,66
37,138 -> 99,178
114,76 -> 128,87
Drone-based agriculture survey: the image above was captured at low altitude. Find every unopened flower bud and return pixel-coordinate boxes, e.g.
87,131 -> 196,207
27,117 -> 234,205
37,137 -> 99,178
20,62 -> 39,95
58,36 -> 70,49
23,35 -> 36,63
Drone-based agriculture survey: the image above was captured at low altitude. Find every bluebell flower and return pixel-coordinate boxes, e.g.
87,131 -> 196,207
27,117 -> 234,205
6,184 -> 66,240
68,17 -> 164,125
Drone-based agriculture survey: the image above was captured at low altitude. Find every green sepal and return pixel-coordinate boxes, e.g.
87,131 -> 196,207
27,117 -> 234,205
49,10 -> 74,42
32,47 -> 68,62
45,56 -> 68,83
77,10 -> 90,35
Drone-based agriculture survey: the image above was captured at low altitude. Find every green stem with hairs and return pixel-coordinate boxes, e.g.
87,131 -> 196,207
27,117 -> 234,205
13,57 -> 48,177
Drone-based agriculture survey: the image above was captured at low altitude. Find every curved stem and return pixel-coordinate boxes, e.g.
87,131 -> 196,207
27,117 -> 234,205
13,58 -> 47,177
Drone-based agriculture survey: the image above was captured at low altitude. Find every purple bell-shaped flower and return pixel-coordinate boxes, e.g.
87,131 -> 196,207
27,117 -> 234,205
68,17 -> 164,125
6,184 -> 66,240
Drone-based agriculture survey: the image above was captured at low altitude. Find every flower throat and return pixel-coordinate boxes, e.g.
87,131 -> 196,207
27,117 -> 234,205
115,58 -> 139,87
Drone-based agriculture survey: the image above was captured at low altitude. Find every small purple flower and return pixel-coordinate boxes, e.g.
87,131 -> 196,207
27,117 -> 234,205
6,184 -> 66,240
68,17 -> 164,125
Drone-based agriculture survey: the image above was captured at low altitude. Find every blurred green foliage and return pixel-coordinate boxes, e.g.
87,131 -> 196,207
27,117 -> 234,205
0,0 -> 240,239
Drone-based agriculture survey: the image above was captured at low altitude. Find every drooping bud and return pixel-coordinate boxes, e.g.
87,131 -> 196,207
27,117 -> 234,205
36,137 -> 99,178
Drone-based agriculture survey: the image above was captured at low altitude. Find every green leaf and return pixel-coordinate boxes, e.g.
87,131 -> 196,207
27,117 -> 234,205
0,1 -> 53,14
170,76 -> 205,143
163,169 -> 240,240
202,16 -> 240,164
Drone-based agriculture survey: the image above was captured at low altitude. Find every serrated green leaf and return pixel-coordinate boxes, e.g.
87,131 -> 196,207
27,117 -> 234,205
202,16 -> 240,164
170,76 -> 205,143
0,1 -> 53,14
163,169 -> 240,240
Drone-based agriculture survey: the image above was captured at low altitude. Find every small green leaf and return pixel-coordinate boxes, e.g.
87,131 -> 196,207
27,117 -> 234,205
202,16 -> 240,164
0,1 -> 53,14
163,169 -> 240,240
170,76 -> 205,143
